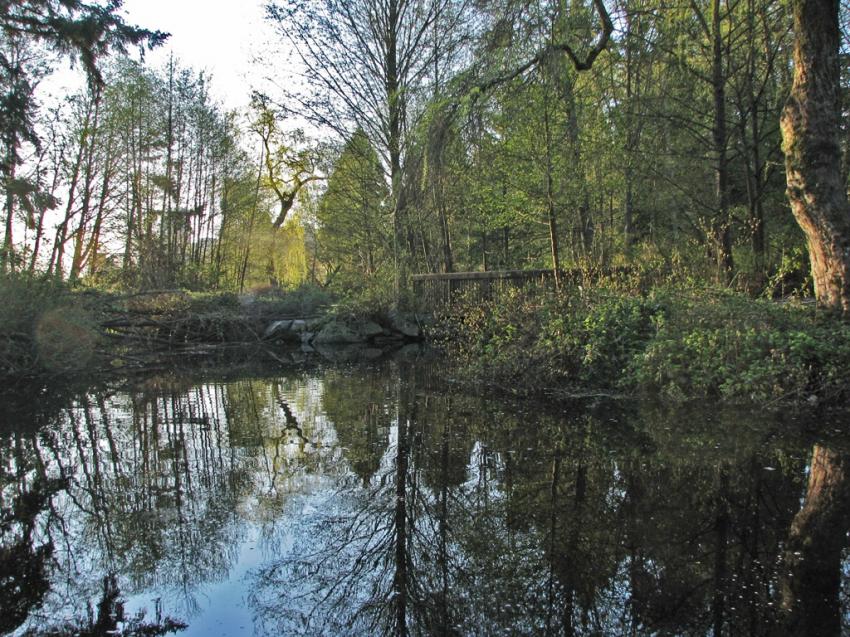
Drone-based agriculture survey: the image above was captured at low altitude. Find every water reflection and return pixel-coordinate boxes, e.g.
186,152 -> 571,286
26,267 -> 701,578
1,361 -> 849,635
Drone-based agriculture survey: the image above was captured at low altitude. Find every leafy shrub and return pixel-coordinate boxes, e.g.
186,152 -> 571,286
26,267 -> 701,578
438,283 -> 850,405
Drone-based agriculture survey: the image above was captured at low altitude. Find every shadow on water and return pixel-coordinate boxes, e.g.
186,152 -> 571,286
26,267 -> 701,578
1,353 -> 850,635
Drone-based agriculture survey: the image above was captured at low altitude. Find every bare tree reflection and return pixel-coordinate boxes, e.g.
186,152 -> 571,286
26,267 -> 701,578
249,391 -> 825,637
1,372 -> 344,632
3,365 -> 850,636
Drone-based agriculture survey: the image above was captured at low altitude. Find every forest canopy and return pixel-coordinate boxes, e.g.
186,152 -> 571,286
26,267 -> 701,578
0,0 -> 848,309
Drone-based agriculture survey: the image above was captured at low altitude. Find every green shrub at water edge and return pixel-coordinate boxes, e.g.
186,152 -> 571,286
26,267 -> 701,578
634,291 -> 850,403
439,284 -> 850,405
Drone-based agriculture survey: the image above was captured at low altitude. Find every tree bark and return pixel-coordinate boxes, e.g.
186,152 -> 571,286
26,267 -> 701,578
2,146 -> 16,272
711,0 -> 733,281
544,111 -> 562,287
779,445 -> 850,635
780,0 -> 850,310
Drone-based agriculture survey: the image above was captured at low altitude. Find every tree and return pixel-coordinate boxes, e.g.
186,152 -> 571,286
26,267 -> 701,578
780,0 -> 850,310
0,37 -> 46,271
779,445 -> 850,634
249,93 -> 321,229
317,129 -> 390,282
0,0 -> 166,272
265,0 -> 453,289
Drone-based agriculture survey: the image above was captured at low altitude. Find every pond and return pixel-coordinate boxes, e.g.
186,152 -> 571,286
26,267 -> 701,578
1,355 -> 849,636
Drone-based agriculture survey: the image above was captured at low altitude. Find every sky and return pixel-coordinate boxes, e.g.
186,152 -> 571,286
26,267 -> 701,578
120,0 -> 280,110
40,0 -> 305,127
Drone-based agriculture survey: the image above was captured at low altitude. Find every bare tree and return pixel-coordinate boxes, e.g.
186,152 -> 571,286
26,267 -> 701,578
265,0 -> 452,288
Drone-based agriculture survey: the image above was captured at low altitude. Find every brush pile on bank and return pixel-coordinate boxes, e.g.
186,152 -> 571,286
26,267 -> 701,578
0,279 -> 424,380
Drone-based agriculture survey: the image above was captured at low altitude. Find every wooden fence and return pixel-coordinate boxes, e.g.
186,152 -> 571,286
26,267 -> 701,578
411,267 -> 631,309
410,269 -> 557,309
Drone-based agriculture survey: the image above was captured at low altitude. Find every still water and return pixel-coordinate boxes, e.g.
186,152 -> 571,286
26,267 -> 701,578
2,357 -> 849,636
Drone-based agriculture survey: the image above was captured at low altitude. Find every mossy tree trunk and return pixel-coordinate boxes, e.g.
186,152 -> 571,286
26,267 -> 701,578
780,0 -> 850,310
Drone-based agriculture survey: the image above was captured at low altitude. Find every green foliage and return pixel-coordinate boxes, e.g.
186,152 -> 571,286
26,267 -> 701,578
316,129 -> 390,283
634,290 -> 850,403
440,285 -> 850,405
325,274 -> 398,321
0,274 -> 100,378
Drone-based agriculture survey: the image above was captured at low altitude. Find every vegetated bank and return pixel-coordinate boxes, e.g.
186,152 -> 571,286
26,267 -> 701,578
0,275 -> 425,384
5,272 -> 850,409
432,281 -> 850,408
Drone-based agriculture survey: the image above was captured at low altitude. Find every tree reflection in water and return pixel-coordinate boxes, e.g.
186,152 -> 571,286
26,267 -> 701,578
247,365 -> 846,636
1,362 -> 850,635
0,372 -> 343,633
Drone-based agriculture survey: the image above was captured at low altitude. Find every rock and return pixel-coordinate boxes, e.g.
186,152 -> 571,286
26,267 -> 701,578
314,320 -> 364,344
360,321 -> 384,339
264,320 -> 293,339
374,334 -> 405,346
389,311 -> 421,338
314,344 -> 363,363
398,343 -> 425,359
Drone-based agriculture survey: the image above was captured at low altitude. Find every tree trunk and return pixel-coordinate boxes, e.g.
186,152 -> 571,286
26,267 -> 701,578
543,95 -> 562,288
780,0 -> 850,310
2,146 -> 16,273
779,445 -> 850,635
712,0 -> 733,281
70,91 -> 101,281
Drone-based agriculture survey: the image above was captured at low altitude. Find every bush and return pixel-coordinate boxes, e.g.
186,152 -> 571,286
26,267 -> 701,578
634,290 -> 850,403
0,274 -> 101,378
437,283 -> 850,405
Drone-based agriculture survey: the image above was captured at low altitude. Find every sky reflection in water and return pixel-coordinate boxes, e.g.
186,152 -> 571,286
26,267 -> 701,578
1,360 -> 849,636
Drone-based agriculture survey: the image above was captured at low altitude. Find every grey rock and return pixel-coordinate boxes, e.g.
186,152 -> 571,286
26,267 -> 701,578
264,319 -> 293,339
398,344 -> 424,359
360,321 -> 384,338
314,320 -> 364,344
389,311 -> 421,338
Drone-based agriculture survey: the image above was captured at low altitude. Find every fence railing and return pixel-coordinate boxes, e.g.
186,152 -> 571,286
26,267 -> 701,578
411,267 -> 631,309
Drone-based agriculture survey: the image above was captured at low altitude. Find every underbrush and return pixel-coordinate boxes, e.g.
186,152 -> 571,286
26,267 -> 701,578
435,284 -> 850,405
0,280 -> 339,379
0,275 -> 102,378
116,283 -> 335,319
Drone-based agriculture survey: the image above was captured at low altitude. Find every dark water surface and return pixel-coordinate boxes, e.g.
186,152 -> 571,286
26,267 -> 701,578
2,358 -> 850,636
